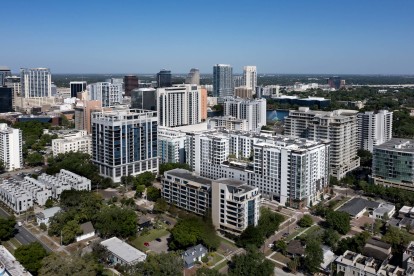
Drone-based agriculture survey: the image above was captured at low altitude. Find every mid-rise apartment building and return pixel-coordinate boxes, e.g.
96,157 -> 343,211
88,82 -> 123,107
285,107 -> 360,179
161,169 -> 211,216
186,130 -> 330,208
157,84 -> 201,127
49,129 -> 92,156
0,123 -> 22,171
161,169 -> 260,235
358,110 -> 393,152
243,66 -> 257,92
207,116 -> 249,131
20,68 -> 52,98
211,178 -> 260,235
91,109 -> 158,182
373,139 -> 414,191
223,97 -> 266,133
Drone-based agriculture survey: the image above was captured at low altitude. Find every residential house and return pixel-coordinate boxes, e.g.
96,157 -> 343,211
101,237 -> 147,266
182,244 -> 208,268
35,207 -> 61,226
76,221 -> 95,242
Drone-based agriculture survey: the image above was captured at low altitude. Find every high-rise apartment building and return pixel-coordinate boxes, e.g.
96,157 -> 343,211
200,88 -> 208,121
233,76 -> 244,88
131,88 -> 157,111
91,109 -> 158,182
88,82 -> 123,107
327,76 -> 343,90
285,107 -> 360,179
5,76 -> 21,110
213,64 -> 233,99
124,75 -> 139,97
358,110 -> 393,152
223,97 -> 266,132
0,88 -> 13,113
186,130 -> 330,208
0,66 -> 11,87
20,68 -> 52,98
157,84 -> 201,127
70,81 -> 87,98
234,86 -> 253,99
156,69 -> 172,88
372,139 -> 414,191
185,68 -> 200,85
243,66 -> 257,92
74,100 -> 103,134
0,123 -> 22,171
157,127 -> 187,164
211,178 -> 260,235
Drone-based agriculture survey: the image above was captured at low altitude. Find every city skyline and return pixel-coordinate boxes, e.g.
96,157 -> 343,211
1,0 -> 414,74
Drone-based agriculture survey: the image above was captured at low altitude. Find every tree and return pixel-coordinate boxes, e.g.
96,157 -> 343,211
0,217 -> 16,240
146,186 -> 161,201
196,267 -> 224,276
228,248 -> 274,276
257,208 -> 285,238
358,149 -> 373,167
323,228 -> 340,249
326,211 -> 351,235
298,214 -> 313,228
40,253 -> 102,276
382,226 -> 414,254
62,220 -> 82,245
44,198 -> 54,208
126,252 -> 183,276
237,225 -> 265,248
39,223 -> 47,231
135,171 -> 155,187
274,240 -> 287,255
335,231 -> 371,255
154,198 -> 169,213
14,242 -> 48,275
26,152 -> 44,166
0,160 -> 5,173
135,185 -> 145,197
95,205 -> 137,238
304,239 -> 323,274
287,256 -> 300,273
169,216 -> 220,250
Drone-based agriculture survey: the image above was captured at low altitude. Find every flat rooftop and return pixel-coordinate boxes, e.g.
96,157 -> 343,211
101,237 -> 146,264
375,138 -> 414,153
338,198 -> 380,217
165,169 -> 212,186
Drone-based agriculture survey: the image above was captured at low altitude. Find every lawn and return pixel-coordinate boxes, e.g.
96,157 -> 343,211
214,259 -> 228,271
207,253 -> 224,267
9,238 -> 21,248
2,242 -> 15,254
271,252 -> 290,265
299,224 -> 321,239
130,228 -> 169,251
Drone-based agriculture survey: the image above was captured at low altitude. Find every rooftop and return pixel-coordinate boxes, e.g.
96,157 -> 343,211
101,237 -> 146,264
338,198 -> 380,217
374,138 -> 414,153
165,169 -> 212,186
80,221 -> 95,235
182,244 -> 208,266
36,207 -> 61,220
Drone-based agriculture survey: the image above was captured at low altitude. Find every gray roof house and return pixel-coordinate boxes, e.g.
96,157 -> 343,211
76,221 -> 96,242
182,244 -> 208,268
36,207 -> 61,226
101,237 -> 147,266
338,198 -> 380,218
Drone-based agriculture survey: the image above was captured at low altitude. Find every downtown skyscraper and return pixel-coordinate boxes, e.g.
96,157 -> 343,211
20,68 -> 52,98
213,64 -> 233,99
243,66 -> 257,92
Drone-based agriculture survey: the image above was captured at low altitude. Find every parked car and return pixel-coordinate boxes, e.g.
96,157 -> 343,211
155,238 -> 162,242
144,242 -> 150,247
282,233 -> 289,237
268,243 -> 274,248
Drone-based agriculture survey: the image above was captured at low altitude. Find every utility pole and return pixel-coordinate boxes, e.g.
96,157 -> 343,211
60,230 -> 62,246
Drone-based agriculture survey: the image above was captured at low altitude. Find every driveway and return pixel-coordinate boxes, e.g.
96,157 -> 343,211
147,233 -> 170,253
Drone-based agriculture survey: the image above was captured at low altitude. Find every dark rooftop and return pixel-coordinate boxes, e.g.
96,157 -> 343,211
80,221 -> 95,235
338,198 -> 380,217
165,169 -> 212,186
287,240 -> 305,256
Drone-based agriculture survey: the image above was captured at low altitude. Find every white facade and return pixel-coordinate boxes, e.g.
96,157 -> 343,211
91,109 -> 158,182
223,97 -> 267,133
88,82 -> 123,107
0,123 -> 22,171
52,135 -> 92,156
358,110 -> 393,152
211,178 -> 260,235
208,116 -> 249,131
243,66 -> 257,92
157,127 -> 187,164
157,84 -> 201,127
285,107 -> 360,179
186,130 -> 330,208
36,207 -> 61,226
20,68 -> 52,98
0,179 -> 33,213
101,237 -> 147,266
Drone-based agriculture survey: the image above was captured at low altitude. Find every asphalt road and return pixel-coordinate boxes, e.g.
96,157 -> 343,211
0,206 -> 52,252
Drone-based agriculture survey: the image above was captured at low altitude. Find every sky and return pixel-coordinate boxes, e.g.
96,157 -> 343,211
1,0 -> 414,74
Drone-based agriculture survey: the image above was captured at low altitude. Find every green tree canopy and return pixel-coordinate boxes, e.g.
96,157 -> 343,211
0,217 -> 16,240
14,242 -> 48,275
26,152 -> 44,166
135,171 -> 155,187
95,205 -> 137,239
146,186 -> 161,201
304,239 -> 323,274
196,267 -> 225,276
298,214 -> 313,228
228,248 -> 274,276
326,211 -> 351,235
159,163 -> 191,175
126,252 -> 183,276
40,253 -> 102,276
